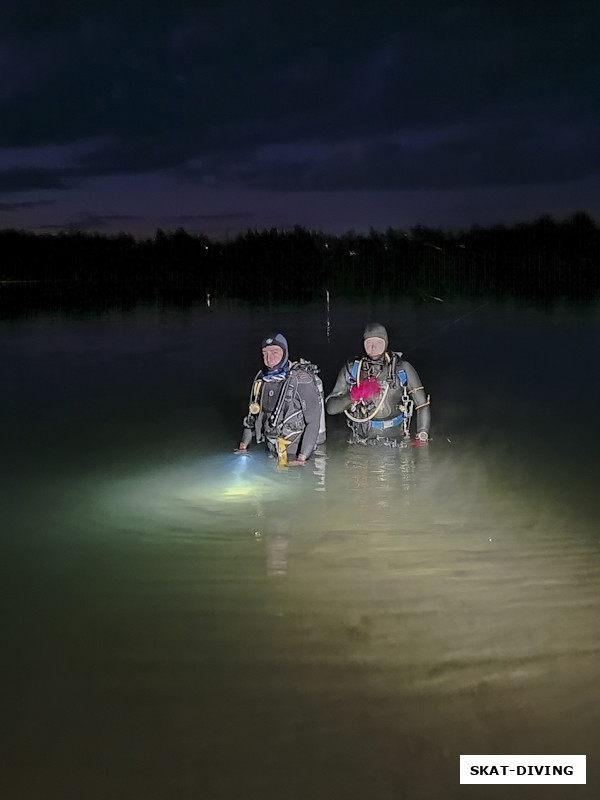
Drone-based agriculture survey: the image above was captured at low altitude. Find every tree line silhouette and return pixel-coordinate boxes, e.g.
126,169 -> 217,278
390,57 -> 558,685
1,212 -> 599,312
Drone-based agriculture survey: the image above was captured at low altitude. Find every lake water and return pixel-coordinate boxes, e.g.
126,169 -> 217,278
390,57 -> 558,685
2,296 -> 599,799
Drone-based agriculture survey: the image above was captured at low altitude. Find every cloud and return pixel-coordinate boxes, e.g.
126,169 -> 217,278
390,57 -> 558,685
39,211 -> 139,231
177,112 -> 600,192
0,167 -> 73,192
1,0 -> 599,202
171,212 -> 250,224
0,199 -> 53,212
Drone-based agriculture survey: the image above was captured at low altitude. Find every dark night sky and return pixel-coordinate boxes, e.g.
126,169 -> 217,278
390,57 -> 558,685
1,0 -> 599,238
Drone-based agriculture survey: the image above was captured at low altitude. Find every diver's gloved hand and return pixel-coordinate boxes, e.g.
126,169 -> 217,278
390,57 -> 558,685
411,433 -> 429,447
350,377 -> 380,403
234,443 -> 249,455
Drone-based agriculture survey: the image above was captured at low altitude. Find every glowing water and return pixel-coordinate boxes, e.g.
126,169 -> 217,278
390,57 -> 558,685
2,299 -> 599,799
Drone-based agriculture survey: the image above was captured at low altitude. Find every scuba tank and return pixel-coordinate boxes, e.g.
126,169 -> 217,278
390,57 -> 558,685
295,358 -> 326,445
314,371 -> 327,445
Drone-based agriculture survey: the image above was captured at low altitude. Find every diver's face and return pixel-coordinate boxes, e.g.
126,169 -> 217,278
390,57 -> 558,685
364,337 -> 386,358
262,345 -> 284,369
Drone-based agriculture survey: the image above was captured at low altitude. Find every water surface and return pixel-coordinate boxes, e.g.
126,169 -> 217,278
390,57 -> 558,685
2,298 -> 599,799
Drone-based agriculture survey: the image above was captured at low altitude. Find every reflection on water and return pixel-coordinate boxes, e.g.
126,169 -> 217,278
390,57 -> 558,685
1,300 -> 599,799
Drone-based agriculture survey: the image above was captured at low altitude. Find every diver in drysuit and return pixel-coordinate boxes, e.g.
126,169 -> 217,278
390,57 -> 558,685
325,322 -> 430,446
236,333 -> 326,466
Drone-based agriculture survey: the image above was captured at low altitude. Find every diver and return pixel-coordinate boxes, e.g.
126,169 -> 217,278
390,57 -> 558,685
325,322 -> 430,446
236,333 -> 326,466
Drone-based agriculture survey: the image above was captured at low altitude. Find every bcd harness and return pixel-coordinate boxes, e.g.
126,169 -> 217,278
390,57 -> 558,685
344,352 -> 419,437
244,359 -> 326,463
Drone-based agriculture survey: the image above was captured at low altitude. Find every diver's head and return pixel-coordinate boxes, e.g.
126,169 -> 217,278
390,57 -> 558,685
261,332 -> 289,372
363,322 -> 388,359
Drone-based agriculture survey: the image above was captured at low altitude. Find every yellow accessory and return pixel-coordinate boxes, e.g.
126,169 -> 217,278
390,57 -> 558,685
249,402 -> 261,415
276,436 -> 291,468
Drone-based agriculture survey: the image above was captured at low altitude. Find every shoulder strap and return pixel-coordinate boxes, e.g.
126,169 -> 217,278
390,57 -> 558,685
391,353 -> 407,386
270,370 -> 296,425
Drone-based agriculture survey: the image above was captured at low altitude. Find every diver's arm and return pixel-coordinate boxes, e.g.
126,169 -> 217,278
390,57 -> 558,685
324,363 -> 353,415
404,360 -> 431,436
237,391 -> 256,451
238,428 -> 253,448
295,373 -> 321,460
237,371 -> 263,451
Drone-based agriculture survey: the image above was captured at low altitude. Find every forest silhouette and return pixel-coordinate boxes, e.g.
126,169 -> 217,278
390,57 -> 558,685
1,212 -> 599,313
